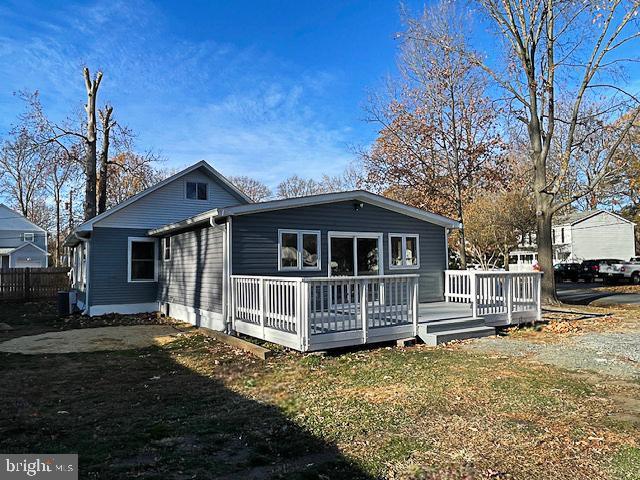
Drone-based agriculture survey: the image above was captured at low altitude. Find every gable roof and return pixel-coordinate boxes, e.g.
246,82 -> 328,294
73,160 -> 251,233
149,190 -> 462,236
554,209 -> 634,226
0,204 -> 47,232
9,241 -> 49,256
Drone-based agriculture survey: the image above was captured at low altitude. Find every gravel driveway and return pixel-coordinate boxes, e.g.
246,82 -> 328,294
465,330 -> 640,380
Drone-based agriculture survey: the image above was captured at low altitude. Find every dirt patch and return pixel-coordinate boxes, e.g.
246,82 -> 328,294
0,325 -> 182,354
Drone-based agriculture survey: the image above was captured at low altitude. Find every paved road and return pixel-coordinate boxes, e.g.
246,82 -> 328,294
557,281 -> 640,306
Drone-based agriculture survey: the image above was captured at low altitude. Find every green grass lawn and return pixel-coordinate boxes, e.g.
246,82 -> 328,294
1,302 -> 639,479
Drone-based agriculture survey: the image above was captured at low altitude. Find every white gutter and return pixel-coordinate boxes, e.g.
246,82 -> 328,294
74,233 -> 90,316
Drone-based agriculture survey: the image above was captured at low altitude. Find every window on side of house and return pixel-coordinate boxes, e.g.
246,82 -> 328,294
388,233 -> 420,269
278,230 -> 321,271
163,237 -> 171,261
128,237 -> 157,282
186,181 -> 208,200
23,232 -> 34,242
561,227 -> 565,243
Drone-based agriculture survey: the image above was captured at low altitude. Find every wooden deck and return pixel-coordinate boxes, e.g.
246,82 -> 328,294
230,272 -> 542,352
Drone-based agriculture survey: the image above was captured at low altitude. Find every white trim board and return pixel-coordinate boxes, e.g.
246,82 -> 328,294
388,233 -> 420,270
277,229 -> 321,272
327,231 -> 384,277
8,241 -> 50,256
127,237 -> 159,283
161,302 -> 225,331
89,302 -> 159,317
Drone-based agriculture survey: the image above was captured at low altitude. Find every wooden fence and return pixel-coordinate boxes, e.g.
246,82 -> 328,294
0,267 -> 71,301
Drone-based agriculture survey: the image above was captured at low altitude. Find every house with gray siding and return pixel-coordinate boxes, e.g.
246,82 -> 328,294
552,210 -> 635,263
67,160 -> 542,350
64,161 -> 250,315
0,204 -> 48,269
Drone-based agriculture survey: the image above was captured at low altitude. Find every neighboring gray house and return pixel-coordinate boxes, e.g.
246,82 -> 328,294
66,160 -> 542,350
552,210 -> 635,263
0,204 -> 48,269
510,210 -> 636,270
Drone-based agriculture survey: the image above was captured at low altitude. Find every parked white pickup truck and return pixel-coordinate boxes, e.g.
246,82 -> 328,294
600,258 -> 640,284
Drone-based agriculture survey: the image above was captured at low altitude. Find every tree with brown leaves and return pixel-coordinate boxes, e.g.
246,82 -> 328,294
361,1 -> 505,268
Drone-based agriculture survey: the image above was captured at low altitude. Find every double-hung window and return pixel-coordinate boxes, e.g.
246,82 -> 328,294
128,237 -> 158,282
186,181 -> 208,200
389,233 -> 419,269
278,229 -> 321,271
23,232 -> 34,242
163,237 -> 171,261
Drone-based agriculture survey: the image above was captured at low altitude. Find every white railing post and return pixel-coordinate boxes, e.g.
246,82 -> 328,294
470,272 -> 478,318
412,276 -> 419,336
230,276 -> 236,331
536,273 -> 542,321
444,271 -> 450,302
505,275 -> 513,324
303,281 -> 311,351
360,279 -> 369,343
259,277 -> 265,338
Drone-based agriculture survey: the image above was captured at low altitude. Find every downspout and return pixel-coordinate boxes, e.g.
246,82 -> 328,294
210,215 -> 232,333
75,233 -> 90,316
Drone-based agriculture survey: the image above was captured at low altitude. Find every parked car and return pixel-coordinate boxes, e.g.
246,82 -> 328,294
581,259 -> 625,283
554,262 -> 581,282
600,260 -> 640,284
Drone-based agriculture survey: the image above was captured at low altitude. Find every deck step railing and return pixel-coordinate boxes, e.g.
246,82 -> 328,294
230,274 -> 419,351
444,270 -> 542,325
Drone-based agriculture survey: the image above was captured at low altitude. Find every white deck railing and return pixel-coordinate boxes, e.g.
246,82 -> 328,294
230,274 -> 419,351
444,270 -> 542,325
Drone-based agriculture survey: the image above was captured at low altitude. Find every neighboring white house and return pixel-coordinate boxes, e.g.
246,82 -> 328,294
509,209 -> 636,270
0,204 -> 49,268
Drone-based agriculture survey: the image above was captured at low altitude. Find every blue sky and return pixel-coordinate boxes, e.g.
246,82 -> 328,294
0,0 -> 414,186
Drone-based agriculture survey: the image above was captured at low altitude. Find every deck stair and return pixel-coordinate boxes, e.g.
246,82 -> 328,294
417,316 -> 495,346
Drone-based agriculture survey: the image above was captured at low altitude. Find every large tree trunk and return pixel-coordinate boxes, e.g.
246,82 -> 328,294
536,207 -> 557,303
458,228 -> 467,269
97,106 -> 114,214
83,68 -> 103,221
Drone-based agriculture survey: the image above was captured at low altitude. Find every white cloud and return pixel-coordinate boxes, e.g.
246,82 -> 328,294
0,0 -> 357,185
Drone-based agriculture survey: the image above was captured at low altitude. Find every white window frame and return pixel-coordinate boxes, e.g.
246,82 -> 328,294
23,232 -> 35,242
327,231 -> 384,277
127,237 -> 158,283
388,233 -> 420,270
162,236 -> 171,262
185,181 -> 209,201
277,229 -> 321,272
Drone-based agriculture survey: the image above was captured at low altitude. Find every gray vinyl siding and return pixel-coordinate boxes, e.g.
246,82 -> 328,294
95,169 -> 247,230
158,225 -> 224,313
0,231 -> 46,250
570,212 -> 635,261
9,243 -> 48,267
231,201 -> 447,302
89,227 -> 158,306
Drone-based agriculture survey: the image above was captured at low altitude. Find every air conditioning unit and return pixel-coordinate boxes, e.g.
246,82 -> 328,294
57,291 -> 77,316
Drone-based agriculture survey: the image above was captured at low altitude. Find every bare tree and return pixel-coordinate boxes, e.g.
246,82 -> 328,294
229,176 -> 272,202
97,104 -> 115,214
474,0 -> 640,302
0,129 -> 48,219
105,152 -> 168,207
82,68 -> 103,220
46,146 -> 81,265
276,175 -> 324,199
